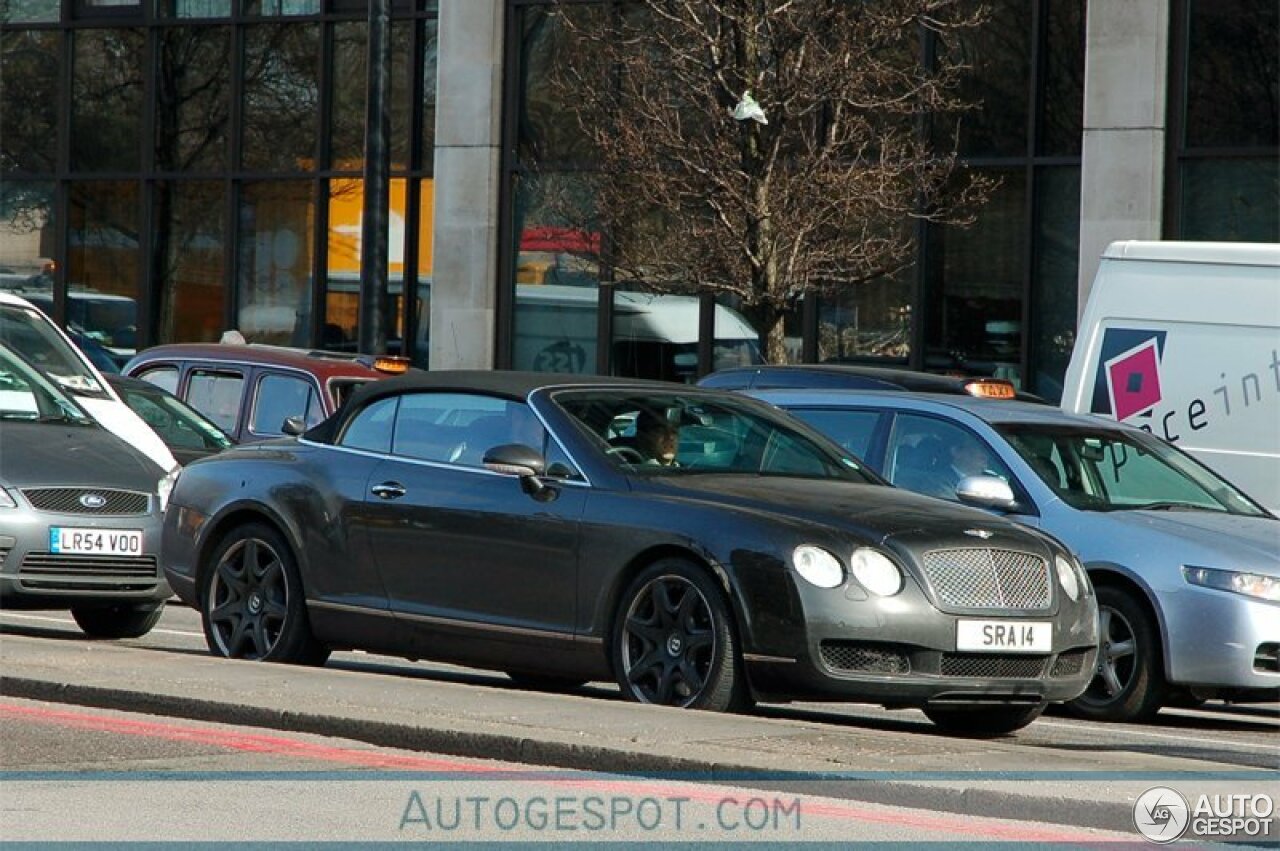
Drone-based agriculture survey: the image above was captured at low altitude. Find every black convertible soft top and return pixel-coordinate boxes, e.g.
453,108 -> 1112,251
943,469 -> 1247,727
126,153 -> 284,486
303,369 -> 686,444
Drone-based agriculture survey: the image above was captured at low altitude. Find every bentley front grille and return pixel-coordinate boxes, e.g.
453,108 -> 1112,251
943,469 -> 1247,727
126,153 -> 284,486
939,652 -> 1050,679
819,641 -> 912,675
920,548 -> 1051,611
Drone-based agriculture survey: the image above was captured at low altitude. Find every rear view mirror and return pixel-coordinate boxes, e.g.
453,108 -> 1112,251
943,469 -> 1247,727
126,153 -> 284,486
955,475 -> 1018,511
281,416 -> 306,436
484,444 -> 554,500
482,443 -> 547,478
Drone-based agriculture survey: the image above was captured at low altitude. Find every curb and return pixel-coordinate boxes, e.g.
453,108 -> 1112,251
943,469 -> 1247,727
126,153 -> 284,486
3,676 -> 1138,833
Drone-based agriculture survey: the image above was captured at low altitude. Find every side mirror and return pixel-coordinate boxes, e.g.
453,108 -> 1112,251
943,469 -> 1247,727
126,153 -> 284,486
281,416 -> 307,436
956,475 -> 1018,511
482,443 -> 547,478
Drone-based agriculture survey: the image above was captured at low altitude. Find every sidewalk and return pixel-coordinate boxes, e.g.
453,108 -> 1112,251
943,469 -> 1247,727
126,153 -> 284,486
2,634 -> 1274,834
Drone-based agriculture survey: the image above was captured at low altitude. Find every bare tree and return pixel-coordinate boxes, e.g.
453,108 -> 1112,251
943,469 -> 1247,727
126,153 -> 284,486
540,0 -> 995,362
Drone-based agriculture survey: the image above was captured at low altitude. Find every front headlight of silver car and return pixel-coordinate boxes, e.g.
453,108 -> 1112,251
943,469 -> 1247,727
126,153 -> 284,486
849,548 -> 904,597
1183,566 -> 1280,603
792,545 -> 845,589
157,467 -> 181,513
0,487 -> 15,509
1055,554 -> 1080,601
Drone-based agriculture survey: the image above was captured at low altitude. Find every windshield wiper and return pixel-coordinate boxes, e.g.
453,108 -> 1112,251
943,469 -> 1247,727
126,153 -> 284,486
37,413 -> 92,425
1130,500 -> 1224,513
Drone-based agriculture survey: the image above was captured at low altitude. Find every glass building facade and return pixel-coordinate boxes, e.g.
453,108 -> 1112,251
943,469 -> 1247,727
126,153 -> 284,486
2,1 -> 1276,397
0,0 -> 439,363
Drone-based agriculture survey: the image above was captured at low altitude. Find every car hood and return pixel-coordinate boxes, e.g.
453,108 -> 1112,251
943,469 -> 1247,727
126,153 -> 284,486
633,474 -> 1036,545
1098,509 -> 1280,574
0,421 -> 163,491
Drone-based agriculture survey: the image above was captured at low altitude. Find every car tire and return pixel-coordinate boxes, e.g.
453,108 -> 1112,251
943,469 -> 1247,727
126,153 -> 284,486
71,602 -> 165,639
200,522 -> 329,666
1066,586 -> 1166,723
505,672 -> 588,692
611,558 -> 748,713
923,703 -> 1046,735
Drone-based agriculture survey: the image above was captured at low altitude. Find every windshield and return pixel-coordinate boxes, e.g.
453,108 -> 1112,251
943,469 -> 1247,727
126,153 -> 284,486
997,423 -> 1268,517
0,303 -> 108,398
0,342 -> 94,424
115,382 -> 233,452
555,389 -> 874,481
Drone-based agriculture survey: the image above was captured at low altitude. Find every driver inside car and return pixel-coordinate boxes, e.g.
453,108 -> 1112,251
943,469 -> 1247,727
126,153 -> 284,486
634,409 -> 680,466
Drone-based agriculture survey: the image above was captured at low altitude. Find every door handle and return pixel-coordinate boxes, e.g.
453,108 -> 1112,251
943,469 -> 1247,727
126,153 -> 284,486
371,481 -> 406,500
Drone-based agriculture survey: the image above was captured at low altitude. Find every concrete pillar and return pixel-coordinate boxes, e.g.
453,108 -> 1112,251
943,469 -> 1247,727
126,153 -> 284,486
429,0 -> 505,369
1077,0 -> 1170,318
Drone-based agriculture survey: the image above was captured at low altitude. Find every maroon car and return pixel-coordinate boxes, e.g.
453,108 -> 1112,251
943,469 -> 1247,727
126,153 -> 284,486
123,344 -> 409,443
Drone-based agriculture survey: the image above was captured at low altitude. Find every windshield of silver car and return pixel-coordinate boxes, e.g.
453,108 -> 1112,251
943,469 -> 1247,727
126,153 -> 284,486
998,424 -> 1269,517
0,342 -> 95,424
0,304 -> 108,398
555,391 -> 872,481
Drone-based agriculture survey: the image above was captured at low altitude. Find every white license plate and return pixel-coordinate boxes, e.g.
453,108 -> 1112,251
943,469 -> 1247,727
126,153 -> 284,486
49,527 -> 144,556
956,620 -> 1052,653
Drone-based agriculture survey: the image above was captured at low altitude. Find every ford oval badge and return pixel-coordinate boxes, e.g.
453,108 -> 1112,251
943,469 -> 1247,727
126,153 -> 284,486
80,493 -> 107,509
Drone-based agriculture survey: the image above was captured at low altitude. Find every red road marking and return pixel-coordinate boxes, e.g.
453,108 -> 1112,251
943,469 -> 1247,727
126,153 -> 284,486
0,701 -> 1120,843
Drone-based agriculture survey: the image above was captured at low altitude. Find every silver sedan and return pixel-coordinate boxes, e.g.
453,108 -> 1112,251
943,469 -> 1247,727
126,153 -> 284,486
752,389 -> 1279,723
0,343 -> 171,638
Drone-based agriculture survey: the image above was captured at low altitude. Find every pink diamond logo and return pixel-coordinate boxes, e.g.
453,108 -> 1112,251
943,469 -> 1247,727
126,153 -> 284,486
1105,340 -> 1163,421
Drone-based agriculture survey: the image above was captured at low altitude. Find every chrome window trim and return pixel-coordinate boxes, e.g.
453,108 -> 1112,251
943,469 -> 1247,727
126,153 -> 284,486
298,436 -> 593,488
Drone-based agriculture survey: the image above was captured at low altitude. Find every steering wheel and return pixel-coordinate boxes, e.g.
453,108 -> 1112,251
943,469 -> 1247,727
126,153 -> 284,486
606,445 -> 647,464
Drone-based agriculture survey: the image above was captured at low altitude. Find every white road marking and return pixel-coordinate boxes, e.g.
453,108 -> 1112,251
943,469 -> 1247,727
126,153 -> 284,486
0,612 -> 203,639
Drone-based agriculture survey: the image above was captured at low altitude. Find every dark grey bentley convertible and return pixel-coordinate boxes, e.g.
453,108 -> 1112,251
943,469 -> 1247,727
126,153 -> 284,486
162,372 -> 1098,734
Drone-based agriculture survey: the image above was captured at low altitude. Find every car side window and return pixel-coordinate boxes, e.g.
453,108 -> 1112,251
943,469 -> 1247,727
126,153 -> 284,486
251,373 -> 322,436
340,396 -> 399,453
390,393 -> 570,472
186,370 -> 244,435
885,414 -> 1012,502
137,366 -> 179,395
786,408 -> 881,461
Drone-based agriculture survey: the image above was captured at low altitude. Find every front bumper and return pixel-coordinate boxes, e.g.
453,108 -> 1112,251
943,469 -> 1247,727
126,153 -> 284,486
0,506 -> 169,609
1163,584 -> 1280,691
738,564 -> 1098,708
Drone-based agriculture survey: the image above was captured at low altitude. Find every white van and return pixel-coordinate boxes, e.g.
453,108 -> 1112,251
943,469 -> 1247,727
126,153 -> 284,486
0,292 -> 177,473
1061,241 -> 1280,511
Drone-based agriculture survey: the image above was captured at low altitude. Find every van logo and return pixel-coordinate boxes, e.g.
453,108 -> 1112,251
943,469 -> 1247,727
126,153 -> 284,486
1091,328 -> 1167,420
79,493 -> 107,509
964,529 -> 994,539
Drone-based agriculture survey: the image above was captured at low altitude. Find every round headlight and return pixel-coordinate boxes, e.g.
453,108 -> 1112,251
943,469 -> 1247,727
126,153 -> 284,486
792,545 -> 845,589
849,548 -> 904,597
1055,554 -> 1080,601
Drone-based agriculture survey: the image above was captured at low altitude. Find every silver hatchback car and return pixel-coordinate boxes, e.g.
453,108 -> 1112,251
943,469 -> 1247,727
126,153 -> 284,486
0,343 -> 171,638
753,389 -> 1279,722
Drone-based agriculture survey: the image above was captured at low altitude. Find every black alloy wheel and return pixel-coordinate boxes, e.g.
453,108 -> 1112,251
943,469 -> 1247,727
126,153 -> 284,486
1067,585 -> 1166,722
612,559 -> 746,712
71,602 -> 165,639
201,523 -> 329,665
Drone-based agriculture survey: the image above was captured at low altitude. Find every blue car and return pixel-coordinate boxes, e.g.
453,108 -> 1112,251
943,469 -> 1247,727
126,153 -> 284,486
752,388 -> 1279,722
